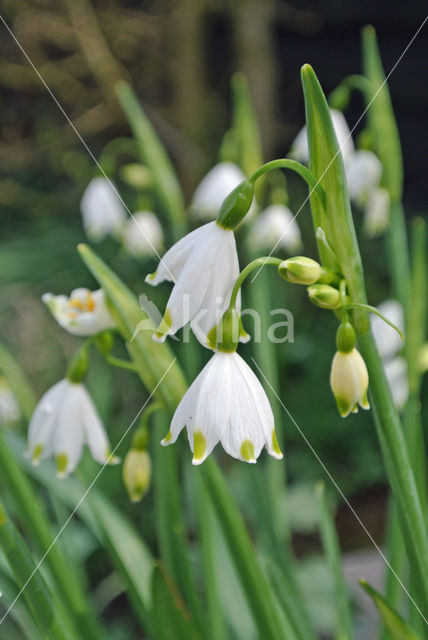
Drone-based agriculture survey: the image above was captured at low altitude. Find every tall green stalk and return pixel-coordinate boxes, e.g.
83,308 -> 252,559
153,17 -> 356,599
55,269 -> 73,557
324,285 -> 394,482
301,64 -> 428,619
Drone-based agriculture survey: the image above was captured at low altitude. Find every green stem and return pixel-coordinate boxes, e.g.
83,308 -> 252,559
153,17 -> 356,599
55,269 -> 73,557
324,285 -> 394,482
248,158 -> 327,210
229,257 -> 281,310
316,482 -> 355,640
0,501 -> 76,640
345,303 -> 404,339
104,354 -> 138,372
0,431 -> 103,640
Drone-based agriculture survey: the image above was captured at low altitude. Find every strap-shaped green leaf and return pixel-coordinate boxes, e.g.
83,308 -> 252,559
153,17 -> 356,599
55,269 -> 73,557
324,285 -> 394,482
359,580 -> 422,640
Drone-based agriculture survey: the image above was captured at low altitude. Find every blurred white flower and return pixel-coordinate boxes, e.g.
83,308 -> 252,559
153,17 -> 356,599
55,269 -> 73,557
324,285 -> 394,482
345,150 -> 382,202
122,211 -> 164,258
247,204 -> 302,253
290,109 -> 355,166
43,288 -> 116,336
363,188 -> 390,237
80,177 -> 127,242
0,378 -> 20,424
146,221 -> 248,348
371,300 -> 404,361
161,350 -> 283,465
371,299 -> 408,410
330,348 -> 370,417
26,379 -> 119,478
191,162 -> 253,221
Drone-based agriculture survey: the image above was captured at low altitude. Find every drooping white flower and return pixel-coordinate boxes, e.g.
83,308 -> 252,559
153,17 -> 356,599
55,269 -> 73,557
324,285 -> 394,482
371,300 -> 404,361
290,109 -> 355,166
345,150 -> 382,202
161,350 -> 283,465
80,177 -> 127,242
0,378 -> 20,424
43,288 -> 115,336
246,204 -> 302,253
363,188 -> 390,237
26,379 -> 119,478
191,162 -> 248,221
371,300 -> 407,410
122,211 -> 164,258
123,449 -> 151,502
145,221 -> 248,347
384,357 -> 408,412
330,348 -> 370,417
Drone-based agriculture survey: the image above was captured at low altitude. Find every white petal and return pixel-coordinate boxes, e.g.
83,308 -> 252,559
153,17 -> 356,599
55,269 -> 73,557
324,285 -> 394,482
53,382 -> 85,477
27,380 -> 67,462
145,222 -> 212,285
191,352 -> 231,464
191,163 -> 247,220
364,188 -> 390,237
290,110 -> 354,166
79,386 -> 117,464
371,300 -> 404,360
80,177 -> 127,242
346,150 -> 382,201
330,351 -> 360,417
43,288 -> 115,336
384,357 -> 408,411
122,211 -> 164,258
247,204 -> 302,254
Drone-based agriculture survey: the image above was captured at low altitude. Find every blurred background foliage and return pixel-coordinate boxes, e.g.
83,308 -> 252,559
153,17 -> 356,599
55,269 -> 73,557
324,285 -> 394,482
0,1 -> 427,637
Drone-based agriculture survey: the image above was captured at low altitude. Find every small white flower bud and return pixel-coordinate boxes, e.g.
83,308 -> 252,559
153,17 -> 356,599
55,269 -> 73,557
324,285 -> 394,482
330,348 -> 370,417
279,256 -> 321,285
122,211 -> 164,258
123,450 -> 151,502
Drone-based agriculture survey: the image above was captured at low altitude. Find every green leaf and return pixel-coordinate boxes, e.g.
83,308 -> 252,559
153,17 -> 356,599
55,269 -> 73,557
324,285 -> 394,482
231,72 -> 263,177
359,580 -> 422,640
115,80 -> 187,240
316,482 -> 354,640
0,341 -> 37,421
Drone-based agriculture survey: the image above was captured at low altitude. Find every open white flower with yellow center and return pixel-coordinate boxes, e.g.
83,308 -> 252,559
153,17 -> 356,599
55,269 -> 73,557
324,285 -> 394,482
162,350 -> 283,465
290,109 -> 355,166
247,204 -> 302,254
371,299 -> 408,410
43,288 -> 115,336
26,379 -> 119,478
330,322 -> 369,418
80,177 -> 127,242
145,221 -> 248,347
191,162 -> 248,221
122,211 -> 164,258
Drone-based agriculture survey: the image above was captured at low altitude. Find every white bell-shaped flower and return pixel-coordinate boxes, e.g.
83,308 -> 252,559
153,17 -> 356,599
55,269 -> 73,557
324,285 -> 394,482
345,150 -> 382,202
145,221 -> 248,348
330,348 -> 370,417
290,109 -> 355,166
371,300 -> 404,361
43,288 -> 115,336
162,350 -> 283,465
26,379 -> 119,478
191,162 -> 247,221
363,188 -> 390,237
0,378 -> 20,424
80,177 -> 127,242
122,211 -> 164,258
246,204 -> 302,254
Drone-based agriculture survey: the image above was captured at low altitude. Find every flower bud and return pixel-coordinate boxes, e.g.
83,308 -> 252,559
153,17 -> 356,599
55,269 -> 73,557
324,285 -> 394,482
307,284 -> 341,309
119,163 -> 152,190
279,256 -> 321,285
123,449 -> 151,503
336,322 -> 356,353
66,345 -> 89,383
330,348 -> 369,417
216,180 -> 254,230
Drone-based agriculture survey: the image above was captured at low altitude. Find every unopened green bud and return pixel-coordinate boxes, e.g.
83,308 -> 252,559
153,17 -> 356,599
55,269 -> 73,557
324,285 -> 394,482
66,344 -> 89,383
119,163 -> 152,190
329,86 -> 350,111
93,331 -> 114,355
216,180 -> 254,229
208,308 -> 240,352
336,322 -> 356,353
279,256 -> 321,285
123,449 -> 151,503
307,284 -> 341,309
